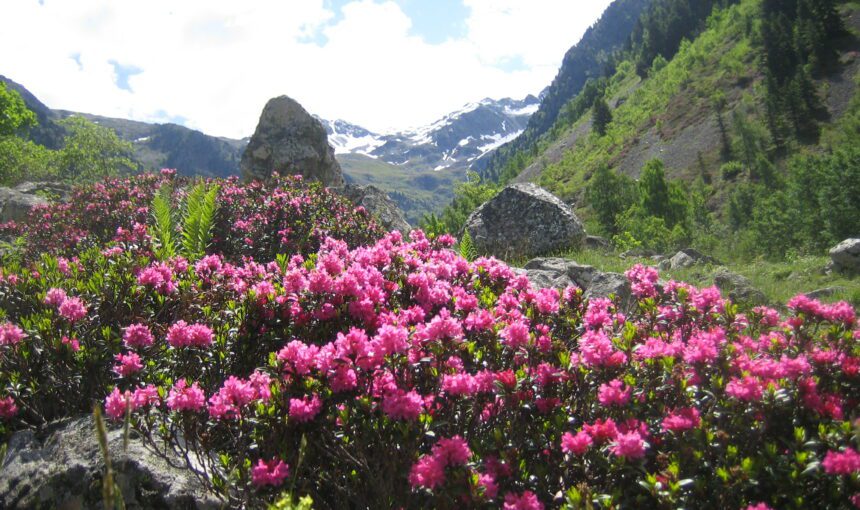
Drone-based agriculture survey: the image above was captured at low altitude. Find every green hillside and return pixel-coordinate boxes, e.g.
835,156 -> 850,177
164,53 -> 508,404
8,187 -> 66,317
339,153 -> 463,225
435,0 -> 860,264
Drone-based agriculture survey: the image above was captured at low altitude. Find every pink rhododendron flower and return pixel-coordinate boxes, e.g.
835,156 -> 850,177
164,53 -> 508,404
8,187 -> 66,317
277,340 -> 320,375
408,455 -> 446,489
561,431 -> 592,455
661,407 -> 701,433
43,287 -> 67,307
137,262 -> 177,294
251,458 -> 290,487
534,287 -> 560,314
584,418 -> 619,444
478,472 -> 498,499
382,389 -> 424,421
105,387 -> 132,420
611,431 -> 647,459
598,379 -> 631,406
61,335 -> 80,351
822,448 -> 860,474
113,352 -> 143,377
58,297 -> 88,322
123,323 -> 154,348
166,379 -> 206,412
745,504 -> 774,510
503,490 -> 544,510
289,394 -> 322,422
132,385 -> 160,408
626,264 -> 659,298
499,319 -> 530,349
726,376 -> 764,402
0,396 -> 18,419
166,321 -> 214,348
579,330 -> 627,367
0,322 -> 26,346
432,436 -> 471,466
442,373 -> 477,396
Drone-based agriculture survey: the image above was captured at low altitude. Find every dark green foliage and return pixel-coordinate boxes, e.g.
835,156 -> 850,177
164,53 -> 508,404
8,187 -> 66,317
591,96 -> 613,136
638,158 -> 688,228
759,0 -> 845,144
587,165 -> 635,235
630,0 -> 737,77
418,172 -> 498,236
0,82 -> 36,137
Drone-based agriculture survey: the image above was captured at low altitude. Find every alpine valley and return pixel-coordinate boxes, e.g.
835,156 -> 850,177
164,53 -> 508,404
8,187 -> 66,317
1,74 -> 539,223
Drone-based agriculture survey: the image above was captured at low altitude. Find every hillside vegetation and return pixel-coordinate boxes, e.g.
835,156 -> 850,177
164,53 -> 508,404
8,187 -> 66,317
433,0 -> 860,266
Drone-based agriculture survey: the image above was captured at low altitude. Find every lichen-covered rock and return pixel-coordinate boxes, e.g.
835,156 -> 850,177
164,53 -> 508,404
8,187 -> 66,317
829,238 -> 860,274
669,248 -> 721,269
0,186 -> 49,223
241,95 -> 343,187
523,257 -> 598,289
713,268 -> 768,306
464,183 -> 586,260
335,184 -> 410,235
0,416 -> 221,509
584,272 -> 632,309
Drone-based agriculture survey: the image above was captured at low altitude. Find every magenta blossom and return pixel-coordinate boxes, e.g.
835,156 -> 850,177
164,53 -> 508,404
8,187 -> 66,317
251,458 -> 290,488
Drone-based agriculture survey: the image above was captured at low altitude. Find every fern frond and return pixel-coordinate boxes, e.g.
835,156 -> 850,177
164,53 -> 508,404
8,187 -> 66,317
149,183 -> 175,260
180,182 -> 219,261
459,229 -> 477,262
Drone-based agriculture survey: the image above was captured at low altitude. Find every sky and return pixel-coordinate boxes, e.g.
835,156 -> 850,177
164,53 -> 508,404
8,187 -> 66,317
1,0 -> 613,139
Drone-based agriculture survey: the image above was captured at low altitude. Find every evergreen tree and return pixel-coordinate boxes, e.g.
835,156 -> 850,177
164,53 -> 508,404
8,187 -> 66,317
586,165 -> 634,234
592,96 -> 613,136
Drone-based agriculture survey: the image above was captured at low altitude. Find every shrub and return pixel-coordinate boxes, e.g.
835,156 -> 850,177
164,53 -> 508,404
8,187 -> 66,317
0,224 -> 857,508
3,171 -> 383,263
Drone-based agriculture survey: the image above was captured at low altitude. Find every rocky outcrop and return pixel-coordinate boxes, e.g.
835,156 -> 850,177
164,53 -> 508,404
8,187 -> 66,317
829,238 -> 860,274
0,184 -> 50,223
335,184 -> 411,235
521,257 -> 632,309
241,95 -> 343,187
713,268 -> 768,306
464,183 -> 586,260
668,248 -> 721,270
0,416 -> 221,509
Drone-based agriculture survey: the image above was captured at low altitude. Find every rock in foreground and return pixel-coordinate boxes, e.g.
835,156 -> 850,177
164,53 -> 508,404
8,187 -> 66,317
241,95 -> 343,187
0,416 -> 220,509
465,183 -> 586,260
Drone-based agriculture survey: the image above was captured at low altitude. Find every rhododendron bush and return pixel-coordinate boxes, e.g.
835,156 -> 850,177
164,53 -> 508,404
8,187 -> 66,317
0,176 -> 859,508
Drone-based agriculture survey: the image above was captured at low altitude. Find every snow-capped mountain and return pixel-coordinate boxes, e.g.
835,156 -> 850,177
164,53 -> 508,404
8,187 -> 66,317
319,94 -> 539,172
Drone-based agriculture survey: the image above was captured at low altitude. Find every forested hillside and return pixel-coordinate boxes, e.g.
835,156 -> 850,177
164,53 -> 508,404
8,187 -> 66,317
434,0 -> 860,263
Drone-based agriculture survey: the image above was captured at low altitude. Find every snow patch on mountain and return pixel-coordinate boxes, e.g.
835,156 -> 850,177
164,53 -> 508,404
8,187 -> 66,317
321,93 -> 540,173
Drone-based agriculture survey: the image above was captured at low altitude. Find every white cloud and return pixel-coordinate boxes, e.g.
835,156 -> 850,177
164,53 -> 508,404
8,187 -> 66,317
0,0 -> 612,138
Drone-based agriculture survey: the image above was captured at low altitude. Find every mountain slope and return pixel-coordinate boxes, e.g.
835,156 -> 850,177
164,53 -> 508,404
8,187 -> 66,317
320,95 -> 539,173
1,75 -> 247,178
480,0 -> 652,181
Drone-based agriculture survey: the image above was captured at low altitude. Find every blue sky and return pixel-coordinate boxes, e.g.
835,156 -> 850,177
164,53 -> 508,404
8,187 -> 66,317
1,0 -> 613,137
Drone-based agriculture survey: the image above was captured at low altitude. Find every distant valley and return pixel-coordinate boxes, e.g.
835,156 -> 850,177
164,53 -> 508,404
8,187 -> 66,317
1,74 -> 538,223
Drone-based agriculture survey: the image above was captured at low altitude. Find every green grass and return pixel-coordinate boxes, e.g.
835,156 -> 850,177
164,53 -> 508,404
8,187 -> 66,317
339,153 -> 464,224
559,249 -> 860,307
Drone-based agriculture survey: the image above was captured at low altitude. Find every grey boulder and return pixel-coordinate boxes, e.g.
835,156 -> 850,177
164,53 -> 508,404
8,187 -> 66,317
0,186 -> 49,223
0,416 -> 221,509
464,183 -> 586,260
669,248 -> 721,270
829,238 -> 860,274
335,184 -> 411,235
241,95 -> 344,187
713,268 -> 768,306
